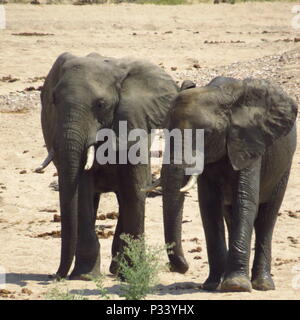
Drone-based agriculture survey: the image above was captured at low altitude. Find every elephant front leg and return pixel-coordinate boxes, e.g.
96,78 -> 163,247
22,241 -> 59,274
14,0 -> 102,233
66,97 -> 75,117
109,192 -> 123,275
198,177 -> 227,291
162,164 -> 189,274
70,173 -> 101,280
109,165 -> 147,275
252,169 -> 290,291
221,160 -> 261,292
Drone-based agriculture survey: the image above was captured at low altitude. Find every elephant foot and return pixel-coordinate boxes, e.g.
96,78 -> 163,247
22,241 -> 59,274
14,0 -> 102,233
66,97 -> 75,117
202,275 -> 223,291
251,273 -> 275,291
221,273 -> 252,292
168,254 -> 189,274
109,260 -> 127,282
69,251 -> 101,281
48,273 -> 64,281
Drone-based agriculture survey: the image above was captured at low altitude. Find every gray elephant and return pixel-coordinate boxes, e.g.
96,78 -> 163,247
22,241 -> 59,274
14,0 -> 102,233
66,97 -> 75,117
38,52 -> 179,279
148,76 -> 297,292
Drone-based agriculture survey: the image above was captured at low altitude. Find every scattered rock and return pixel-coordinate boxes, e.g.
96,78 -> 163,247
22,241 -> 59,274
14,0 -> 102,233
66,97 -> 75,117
24,86 -> 37,92
19,170 -> 27,174
279,54 -> 288,63
274,257 -> 300,266
97,214 -> 106,220
182,220 -> 192,224
193,256 -> 202,260
39,208 -> 57,213
0,75 -> 20,83
193,63 -> 201,69
53,214 -> 61,222
171,67 -> 177,71
36,230 -> 61,238
21,288 -> 32,295
106,212 -> 119,220
96,230 -> 114,239
12,32 -> 54,37
34,168 -> 45,174
0,289 -> 15,298
29,76 -> 46,83
287,236 -> 299,245
287,211 -> 300,219
231,40 -> 245,43
97,224 -> 114,230
189,246 -> 202,253
190,237 -> 200,244
49,181 -> 59,191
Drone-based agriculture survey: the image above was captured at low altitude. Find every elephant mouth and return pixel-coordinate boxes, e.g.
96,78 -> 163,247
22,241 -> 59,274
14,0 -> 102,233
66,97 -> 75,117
35,144 -> 96,173
142,172 -> 200,194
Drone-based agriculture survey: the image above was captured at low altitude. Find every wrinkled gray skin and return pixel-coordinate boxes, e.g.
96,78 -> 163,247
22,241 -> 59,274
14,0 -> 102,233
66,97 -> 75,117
161,76 -> 298,292
41,52 -> 179,279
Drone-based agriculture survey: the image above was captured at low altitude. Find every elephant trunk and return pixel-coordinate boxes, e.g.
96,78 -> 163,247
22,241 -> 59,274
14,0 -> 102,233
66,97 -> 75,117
161,164 -> 189,274
55,111 -> 88,278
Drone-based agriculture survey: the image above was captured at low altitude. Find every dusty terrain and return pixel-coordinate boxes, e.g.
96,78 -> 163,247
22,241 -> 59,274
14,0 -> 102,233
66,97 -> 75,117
0,3 -> 300,300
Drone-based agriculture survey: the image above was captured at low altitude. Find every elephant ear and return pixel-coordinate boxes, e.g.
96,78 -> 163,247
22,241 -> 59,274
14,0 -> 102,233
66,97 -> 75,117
41,52 -> 77,149
113,58 -> 179,134
41,52 -> 76,106
227,78 -> 298,170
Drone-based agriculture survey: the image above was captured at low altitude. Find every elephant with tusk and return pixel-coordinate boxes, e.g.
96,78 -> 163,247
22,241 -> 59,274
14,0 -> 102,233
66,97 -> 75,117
146,76 -> 298,292
39,52 -> 181,280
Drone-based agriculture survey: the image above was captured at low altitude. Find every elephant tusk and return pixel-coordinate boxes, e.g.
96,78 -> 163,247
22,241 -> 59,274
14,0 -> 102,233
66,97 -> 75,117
141,178 -> 161,192
180,174 -> 199,192
35,149 -> 54,173
84,145 -> 95,170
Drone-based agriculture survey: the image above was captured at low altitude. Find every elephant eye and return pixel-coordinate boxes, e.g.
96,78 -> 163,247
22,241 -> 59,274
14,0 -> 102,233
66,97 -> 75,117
97,98 -> 106,108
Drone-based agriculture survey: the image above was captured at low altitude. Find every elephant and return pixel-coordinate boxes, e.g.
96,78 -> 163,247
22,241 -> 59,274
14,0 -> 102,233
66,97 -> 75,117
147,76 -> 298,292
38,52 -> 179,280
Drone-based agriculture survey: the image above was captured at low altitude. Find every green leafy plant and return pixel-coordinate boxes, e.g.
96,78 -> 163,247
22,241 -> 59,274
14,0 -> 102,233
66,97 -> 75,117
89,274 -> 111,300
115,233 -> 173,300
46,286 -> 88,300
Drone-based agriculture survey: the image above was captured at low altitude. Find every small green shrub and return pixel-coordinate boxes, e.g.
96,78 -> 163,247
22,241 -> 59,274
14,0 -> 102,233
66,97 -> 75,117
89,274 -> 111,300
115,233 -> 173,300
46,286 -> 88,300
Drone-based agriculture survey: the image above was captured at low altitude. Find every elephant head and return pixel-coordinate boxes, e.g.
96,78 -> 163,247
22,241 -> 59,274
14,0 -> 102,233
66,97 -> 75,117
152,76 -> 297,274
40,52 -> 179,278
170,76 -> 297,188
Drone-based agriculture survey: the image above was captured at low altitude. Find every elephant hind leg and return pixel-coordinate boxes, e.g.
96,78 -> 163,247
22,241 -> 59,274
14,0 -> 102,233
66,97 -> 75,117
251,169 -> 291,291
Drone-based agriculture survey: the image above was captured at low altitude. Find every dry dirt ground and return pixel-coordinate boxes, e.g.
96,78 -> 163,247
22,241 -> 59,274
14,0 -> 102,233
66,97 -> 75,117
0,3 -> 300,300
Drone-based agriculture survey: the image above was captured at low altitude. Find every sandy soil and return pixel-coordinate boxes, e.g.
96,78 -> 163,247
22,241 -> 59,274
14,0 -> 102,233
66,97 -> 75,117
0,3 -> 300,300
